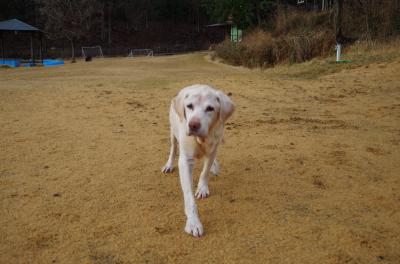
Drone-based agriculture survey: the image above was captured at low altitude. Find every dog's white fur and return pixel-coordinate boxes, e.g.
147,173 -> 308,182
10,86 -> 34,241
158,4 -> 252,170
161,84 -> 234,237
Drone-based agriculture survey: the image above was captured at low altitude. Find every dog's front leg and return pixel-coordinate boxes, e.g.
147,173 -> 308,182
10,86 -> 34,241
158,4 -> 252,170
178,154 -> 204,237
195,149 -> 217,199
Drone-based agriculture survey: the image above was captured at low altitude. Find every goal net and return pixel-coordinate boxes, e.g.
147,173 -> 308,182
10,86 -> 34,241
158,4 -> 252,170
128,49 -> 154,57
81,46 -> 104,58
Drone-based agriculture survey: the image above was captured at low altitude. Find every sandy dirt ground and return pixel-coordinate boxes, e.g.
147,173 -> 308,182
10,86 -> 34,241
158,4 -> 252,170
1,53 -> 399,264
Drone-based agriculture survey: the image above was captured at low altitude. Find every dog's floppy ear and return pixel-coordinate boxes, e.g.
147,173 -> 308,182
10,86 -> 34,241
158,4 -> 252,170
217,90 -> 235,123
173,92 -> 185,121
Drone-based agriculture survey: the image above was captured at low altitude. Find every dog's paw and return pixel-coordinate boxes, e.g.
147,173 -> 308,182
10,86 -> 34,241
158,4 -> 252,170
161,163 -> 174,173
210,160 -> 219,176
185,218 -> 204,237
195,184 -> 210,199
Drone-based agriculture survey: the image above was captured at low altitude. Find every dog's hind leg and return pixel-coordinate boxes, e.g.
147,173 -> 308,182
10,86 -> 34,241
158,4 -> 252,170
161,130 -> 177,173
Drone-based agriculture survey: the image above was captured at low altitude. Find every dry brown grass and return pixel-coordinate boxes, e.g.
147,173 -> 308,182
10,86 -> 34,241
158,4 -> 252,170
346,37 -> 400,56
1,52 -> 400,263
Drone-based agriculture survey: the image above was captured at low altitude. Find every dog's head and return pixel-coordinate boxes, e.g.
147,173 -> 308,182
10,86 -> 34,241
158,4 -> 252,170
173,84 -> 234,139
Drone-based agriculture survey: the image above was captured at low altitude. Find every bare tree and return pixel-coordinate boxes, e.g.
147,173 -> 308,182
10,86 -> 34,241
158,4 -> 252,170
192,0 -> 201,32
254,0 -> 261,27
39,0 -> 100,62
334,0 -> 343,43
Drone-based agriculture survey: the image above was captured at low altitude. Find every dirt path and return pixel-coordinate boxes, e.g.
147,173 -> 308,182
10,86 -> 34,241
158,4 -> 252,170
1,54 -> 399,263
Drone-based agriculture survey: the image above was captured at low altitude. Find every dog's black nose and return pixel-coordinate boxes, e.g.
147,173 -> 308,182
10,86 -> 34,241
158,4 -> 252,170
189,120 -> 201,132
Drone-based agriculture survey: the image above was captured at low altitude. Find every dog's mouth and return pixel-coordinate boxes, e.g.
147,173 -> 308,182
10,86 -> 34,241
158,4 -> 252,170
188,130 -> 206,139
188,131 -> 199,137
196,137 -> 206,144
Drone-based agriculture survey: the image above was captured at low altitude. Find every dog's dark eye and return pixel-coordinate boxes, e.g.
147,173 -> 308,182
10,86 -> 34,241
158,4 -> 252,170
206,106 -> 214,112
187,104 -> 193,110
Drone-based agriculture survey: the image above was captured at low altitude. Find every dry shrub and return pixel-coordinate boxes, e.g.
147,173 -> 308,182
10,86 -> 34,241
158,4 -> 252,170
214,11 -> 335,68
213,39 -> 243,66
240,30 -> 275,67
284,30 -> 335,63
214,29 -> 335,68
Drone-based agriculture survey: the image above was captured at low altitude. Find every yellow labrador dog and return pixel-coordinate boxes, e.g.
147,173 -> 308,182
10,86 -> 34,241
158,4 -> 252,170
162,84 -> 235,237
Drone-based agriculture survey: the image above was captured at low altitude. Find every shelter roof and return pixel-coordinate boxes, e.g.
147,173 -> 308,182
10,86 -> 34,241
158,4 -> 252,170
0,19 -> 40,32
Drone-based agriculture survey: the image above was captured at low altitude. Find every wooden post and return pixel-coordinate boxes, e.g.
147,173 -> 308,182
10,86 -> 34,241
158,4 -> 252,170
30,32 -> 35,65
1,32 -> 4,63
39,33 -> 43,64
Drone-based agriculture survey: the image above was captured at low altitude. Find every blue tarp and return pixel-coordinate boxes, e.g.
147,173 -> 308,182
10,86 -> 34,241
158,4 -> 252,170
43,60 -> 64,67
0,59 -> 21,67
0,59 -> 64,68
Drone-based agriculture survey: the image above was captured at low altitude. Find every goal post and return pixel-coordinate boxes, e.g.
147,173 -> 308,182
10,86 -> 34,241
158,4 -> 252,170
81,46 -> 104,59
128,49 -> 154,57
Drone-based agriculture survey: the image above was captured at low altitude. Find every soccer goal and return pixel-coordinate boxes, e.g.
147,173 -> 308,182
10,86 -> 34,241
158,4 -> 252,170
81,46 -> 104,59
128,49 -> 154,57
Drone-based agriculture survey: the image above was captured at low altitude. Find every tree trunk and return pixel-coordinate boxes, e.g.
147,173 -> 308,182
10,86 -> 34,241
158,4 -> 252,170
365,9 -> 371,40
145,0 -> 150,32
191,0 -> 200,32
108,4 -> 112,46
358,0 -> 371,40
196,4 -> 200,33
334,0 -> 344,43
255,0 -> 261,27
101,5 -> 104,41
278,0 -> 288,17
145,10 -> 149,31
71,38 -> 76,63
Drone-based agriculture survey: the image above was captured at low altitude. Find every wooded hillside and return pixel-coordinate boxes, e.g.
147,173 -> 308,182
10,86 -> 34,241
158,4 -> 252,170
1,0 -> 399,59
